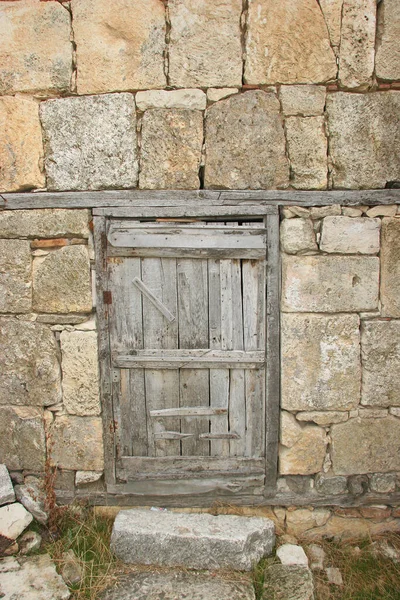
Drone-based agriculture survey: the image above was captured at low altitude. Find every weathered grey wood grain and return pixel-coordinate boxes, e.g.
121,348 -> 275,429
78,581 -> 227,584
108,245 -> 266,259
114,349 -> 264,369
133,276 -> 176,323
149,407 -> 227,417
118,455 -> 264,474
94,205 -> 276,218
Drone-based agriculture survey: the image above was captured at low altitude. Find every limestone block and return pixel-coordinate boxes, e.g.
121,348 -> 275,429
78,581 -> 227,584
75,471 -> 103,486
331,416 -> 400,474
381,218 -> 400,317
285,117 -> 327,189
390,407 -> 400,417
281,314 -> 361,411
342,207 -> 363,217
285,508 -> 331,536
0,503 -> 32,541
0,465 -> 15,506
40,93 -> 138,191
279,424 -> 327,475
282,255 -> 379,312
60,331 -> 100,416
305,515 -> 400,540
320,216 -> 380,254
279,86 -> 326,116
50,416 -> 104,470
326,92 -> 400,189
0,240 -> 31,313
283,206 -> 310,219
0,406 -> 46,470
0,319 -> 61,407
0,209 -> 90,239
111,509 -> 275,570
136,90 -> 206,111
205,91 -> 289,189
0,0 -> 71,95
361,320 -> 400,407
139,109 -> 203,189
369,473 -> 396,494
310,205 -> 341,219
339,0 -> 376,89
0,96 -> 45,193
366,205 -> 397,217
296,411 -> 349,426
72,0 -> 165,94
0,554 -> 70,600
280,219 -> 317,255
33,245 -> 92,314
263,564 -> 314,600
319,0 -> 344,51
280,411 -> 303,448
315,473 -> 348,495
245,0 -> 336,84
15,477 -> 48,524
277,544 -> 309,567
168,0 -> 242,88
376,0 -> 400,80
207,88 -> 239,102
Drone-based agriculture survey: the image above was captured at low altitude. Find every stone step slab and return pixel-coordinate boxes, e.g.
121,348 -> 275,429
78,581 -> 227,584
263,564 -> 314,600
100,571 -> 255,600
111,509 -> 275,571
0,554 -> 70,600
0,465 -> 15,507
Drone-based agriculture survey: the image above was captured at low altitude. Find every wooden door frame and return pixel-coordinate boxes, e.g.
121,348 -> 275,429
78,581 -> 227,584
93,204 -> 280,502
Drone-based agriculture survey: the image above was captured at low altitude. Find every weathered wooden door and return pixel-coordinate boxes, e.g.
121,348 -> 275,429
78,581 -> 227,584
96,211 -> 277,500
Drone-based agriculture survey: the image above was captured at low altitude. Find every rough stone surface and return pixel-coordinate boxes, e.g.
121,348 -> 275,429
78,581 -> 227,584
295,411 -> 349,426
319,0 -> 344,50
0,96 -> 45,193
280,218 -> 317,255
168,0 -> 242,88
75,471 -> 103,486
279,424 -> 327,475
367,205 -> 397,218
326,567 -> 343,586
19,531 -> 42,555
307,544 -> 326,570
0,503 -> 32,541
343,207 -> 364,217
277,544 -> 309,566
307,515 -> 400,540
361,320 -> 400,407
0,210 -> 90,239
0,406 -> 46,471
376,0 -> 400,80
263,564 -> 314,600
283,206 -> 311,219
310,205 -> 341,219
60,331 -> 100,416
280,411 -> 303,448
381,218 -> 400,317
369,473 -> 396,494
205,91 -> 289,189
390,407 -> 400,417
0,1 -> 71,95
33,246 -> 92,314
111,510 -> 275,571
279,85 -> 326,116
347,474 -> 369,496
0,465 -> 15,507
245,0 -> 336,84
320,216 -> 380,254
50,416 -> 104,471
282,255 -> 379,312
72,0 -> 165,94
139,109 -> 203,190
339,0 -> 376,89
358,408 -> 388,418
285,117 -> 327,189
281,314 -> 361,411
136,90 -> 206,111
15,477 -> 48,525
327,92 -> 400,189
207,88 -> 239,102
40,93 -> 138,191
0,240 -> 31,313
61,550 -> 82,586
0,554 -> 71,600
101,571 -> 256,600
331,417 -> 400,475
285,508 -> 331,536
315,473 -> 348,495
0,318 -> 61,407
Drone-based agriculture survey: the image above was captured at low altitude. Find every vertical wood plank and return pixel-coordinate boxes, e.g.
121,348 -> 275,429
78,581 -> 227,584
128,368 -> 148,456
178,259 -> 209,456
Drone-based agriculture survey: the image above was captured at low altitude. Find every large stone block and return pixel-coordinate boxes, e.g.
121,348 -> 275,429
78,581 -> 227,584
0,318 -> 61,407
282,255 -> 379,312
279,424 -> 327,475
72,0 -> 166,94
0,96 -> 45,193
361,320 -> 400,408
339,0 -> 376,89
375,0 -> 400,80
0,406 -> 46,470
40,93 -> 138,191
245,0 -> 336,84
381,218 -> 400,317
285,117 -> 327,189
50,416 -> 104,470
0,0 -> 71,95
0,209 -> 90,239
320,216 -> 380,254
0,240 -> 31,313
280,219 -> 317,255
60,331 -> 100,416
331,416 -> 400,474
279,85 -> 326,116
205,91 -> 289,189
33,245 -> 92,314
139,109 -> 203,190
168,0 -> 242,88
281,314 -> 361,411
319,0 -> 343,51
111,509 -> 275,570
136,89 -> 206,111
326,92 -> 400,189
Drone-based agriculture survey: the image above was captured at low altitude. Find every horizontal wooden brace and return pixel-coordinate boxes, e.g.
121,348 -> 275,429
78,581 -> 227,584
114,350 -> 265,370
118,456 -> 265,475
107,246 -> 266,259
149,407 -> 228,417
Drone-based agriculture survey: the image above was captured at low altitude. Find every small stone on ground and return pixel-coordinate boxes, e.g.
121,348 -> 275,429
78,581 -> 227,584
276,543 -> 309,566
325,566 -> 343,586
0,503 -> 32,541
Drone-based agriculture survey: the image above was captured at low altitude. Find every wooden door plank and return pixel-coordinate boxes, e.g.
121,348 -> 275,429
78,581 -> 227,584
179,370 -> 210,456
144,370 -> 180,457
119,455 -> 265,474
